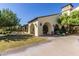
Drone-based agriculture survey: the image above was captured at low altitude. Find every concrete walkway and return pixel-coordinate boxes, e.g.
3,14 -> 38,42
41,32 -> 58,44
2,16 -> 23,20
2,35 -> 79,56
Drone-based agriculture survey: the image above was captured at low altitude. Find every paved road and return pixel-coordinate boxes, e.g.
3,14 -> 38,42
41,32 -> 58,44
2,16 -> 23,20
2,35 -> 79,56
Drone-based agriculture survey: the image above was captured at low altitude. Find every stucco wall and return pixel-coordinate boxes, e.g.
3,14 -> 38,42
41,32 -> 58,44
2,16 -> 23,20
38,15 -> 59,36
28,14 -> 59,36
61,4 -> 73,15
28,20 -> 39,36
27,5 -> 79,36
62,5 -> 79,15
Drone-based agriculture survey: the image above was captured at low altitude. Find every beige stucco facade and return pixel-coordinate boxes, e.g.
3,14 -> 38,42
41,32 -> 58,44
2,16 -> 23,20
28,14 -> 59,36
62,4 -> 79,15
61,4 -> 73,15
28,21 -> 39,36
27,4 -> 79,36
38,14 -> 59,36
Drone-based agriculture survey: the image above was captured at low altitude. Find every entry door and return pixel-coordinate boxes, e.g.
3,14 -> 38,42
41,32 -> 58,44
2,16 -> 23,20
43,25 -> 48,35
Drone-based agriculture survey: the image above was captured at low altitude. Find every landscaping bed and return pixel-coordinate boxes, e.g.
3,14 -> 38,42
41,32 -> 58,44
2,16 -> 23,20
0,35 -> 47,52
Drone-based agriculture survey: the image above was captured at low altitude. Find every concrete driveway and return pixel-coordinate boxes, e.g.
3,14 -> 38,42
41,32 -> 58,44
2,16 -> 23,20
2,35 -> 79,56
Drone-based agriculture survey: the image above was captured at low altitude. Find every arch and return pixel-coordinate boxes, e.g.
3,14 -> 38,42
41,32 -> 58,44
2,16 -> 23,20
30,24 -> 35,35
43,22 -> 52,35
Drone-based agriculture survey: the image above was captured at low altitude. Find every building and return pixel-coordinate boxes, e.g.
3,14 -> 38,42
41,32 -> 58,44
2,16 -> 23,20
27,4 -> 79,36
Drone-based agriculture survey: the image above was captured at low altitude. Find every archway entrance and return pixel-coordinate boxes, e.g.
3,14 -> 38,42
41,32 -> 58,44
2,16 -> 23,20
43,22 -> 51,35
43,24 -> 48,35
30,24 -> 35,35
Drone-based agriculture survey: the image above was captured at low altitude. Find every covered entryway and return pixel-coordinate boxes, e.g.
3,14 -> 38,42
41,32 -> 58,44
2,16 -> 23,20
43,22 -> 52,35
43,24 -> 48,35
30,24 -> 35,35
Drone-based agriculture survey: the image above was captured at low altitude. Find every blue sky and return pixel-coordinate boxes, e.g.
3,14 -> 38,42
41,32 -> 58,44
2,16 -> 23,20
0,3 -> 79,25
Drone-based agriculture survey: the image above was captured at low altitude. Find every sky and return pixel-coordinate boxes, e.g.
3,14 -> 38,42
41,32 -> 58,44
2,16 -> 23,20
0,3 -> 79,25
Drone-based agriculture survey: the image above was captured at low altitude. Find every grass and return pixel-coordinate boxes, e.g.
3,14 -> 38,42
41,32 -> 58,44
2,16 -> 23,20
0,37 -> 47,52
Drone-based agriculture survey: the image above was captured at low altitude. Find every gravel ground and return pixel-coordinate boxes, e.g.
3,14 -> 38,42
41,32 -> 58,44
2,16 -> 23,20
1,35 -> 79,56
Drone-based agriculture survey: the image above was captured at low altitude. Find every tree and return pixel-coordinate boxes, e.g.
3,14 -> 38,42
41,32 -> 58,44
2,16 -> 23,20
0,8 -> 20,32
59,10 -> 79,34
69,11 -> 79,25
60,11 -> 79,25
0,9 -> 20,28
59,13 -> 70,25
